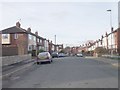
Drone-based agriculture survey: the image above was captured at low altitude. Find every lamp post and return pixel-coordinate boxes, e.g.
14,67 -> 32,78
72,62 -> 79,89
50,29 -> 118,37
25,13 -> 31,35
54,35 -> 56,51
55,35 -> 56,45
107,9 -> 113,55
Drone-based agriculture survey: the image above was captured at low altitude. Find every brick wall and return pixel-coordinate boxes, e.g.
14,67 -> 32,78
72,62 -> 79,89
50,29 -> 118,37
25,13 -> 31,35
1,54 -> 31,66
16,33 -> 28,55
117,28 -> 120,55
6,33 -> 28,55
2,46 -> 18,56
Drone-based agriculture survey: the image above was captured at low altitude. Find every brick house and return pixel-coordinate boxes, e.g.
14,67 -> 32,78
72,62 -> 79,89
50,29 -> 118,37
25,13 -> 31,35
117,28 -> 120,55
1,22 -> 41,56
1,22 -> 29,56
86,28 -> 120,55
1,22 -> 59,56
36,32 -> 45,52
54,44 -> 63,52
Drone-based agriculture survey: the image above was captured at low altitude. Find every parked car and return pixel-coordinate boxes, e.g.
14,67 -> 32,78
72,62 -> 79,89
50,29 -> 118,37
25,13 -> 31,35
76,53 -> 83,57
37,52 -> 52,64
58,53 -> 66,57
51,52 -> 59,58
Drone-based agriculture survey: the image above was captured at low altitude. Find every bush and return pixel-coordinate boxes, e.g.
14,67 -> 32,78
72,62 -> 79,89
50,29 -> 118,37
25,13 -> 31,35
28,49 -> 45,57
28,50 -> 36,56
37,49 -> 45,55
94,47 -> 109,56
59,49 -> 65,53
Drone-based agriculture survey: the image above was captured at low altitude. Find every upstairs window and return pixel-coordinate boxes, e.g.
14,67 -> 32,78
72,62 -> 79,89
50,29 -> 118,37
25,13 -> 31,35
2,34 -> 9,39
14,34 -> 18,39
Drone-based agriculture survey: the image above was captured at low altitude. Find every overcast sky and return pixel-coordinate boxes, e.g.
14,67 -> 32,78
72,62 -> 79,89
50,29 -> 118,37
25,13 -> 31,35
0,0 -> 119,47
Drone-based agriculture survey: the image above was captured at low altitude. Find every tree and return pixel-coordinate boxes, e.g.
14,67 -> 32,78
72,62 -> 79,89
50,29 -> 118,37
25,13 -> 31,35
37,49 -> 45,54
59,49 -> 65,53
94,47 -> 108,56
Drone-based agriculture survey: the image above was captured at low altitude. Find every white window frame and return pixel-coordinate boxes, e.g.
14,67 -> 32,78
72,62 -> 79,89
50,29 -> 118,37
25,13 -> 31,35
14,34 -> 18,39
2,34 -> 8,39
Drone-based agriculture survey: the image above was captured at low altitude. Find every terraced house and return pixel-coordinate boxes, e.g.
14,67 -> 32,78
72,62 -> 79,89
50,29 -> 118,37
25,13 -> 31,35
87,27 -> 120,55
1,22 -> 64,56
0,22 -> 52,56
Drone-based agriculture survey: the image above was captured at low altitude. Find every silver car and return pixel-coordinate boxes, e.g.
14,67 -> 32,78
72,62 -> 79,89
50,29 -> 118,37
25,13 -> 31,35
37,52 -> 52,64
76,53 -> 83,57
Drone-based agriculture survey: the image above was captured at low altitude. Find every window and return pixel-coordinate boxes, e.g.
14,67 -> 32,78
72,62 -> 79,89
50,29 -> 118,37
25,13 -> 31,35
2,34 -> 8,39
40,39 -> 42,43
14,34 -> 18,39
29,34 -> 32,40
37,38 -> 39,42
28,45 -> 32,51
33,36 -> 36,41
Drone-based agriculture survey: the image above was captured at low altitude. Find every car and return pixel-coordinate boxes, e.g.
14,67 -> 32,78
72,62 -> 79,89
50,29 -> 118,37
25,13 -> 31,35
76,53 -> 83,57
36,52 -> 52,64
51,52 -> 59,58
58,53 -> 66,57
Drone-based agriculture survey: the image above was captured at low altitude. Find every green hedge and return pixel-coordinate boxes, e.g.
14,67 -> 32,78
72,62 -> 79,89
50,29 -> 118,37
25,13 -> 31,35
28,49 -> 46,57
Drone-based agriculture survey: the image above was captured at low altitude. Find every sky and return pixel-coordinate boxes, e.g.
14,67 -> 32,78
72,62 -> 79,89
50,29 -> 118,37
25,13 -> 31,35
0,0 -> 119,47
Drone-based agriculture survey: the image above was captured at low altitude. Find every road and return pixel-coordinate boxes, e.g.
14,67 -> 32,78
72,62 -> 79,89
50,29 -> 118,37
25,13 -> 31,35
3,56 -> 118,88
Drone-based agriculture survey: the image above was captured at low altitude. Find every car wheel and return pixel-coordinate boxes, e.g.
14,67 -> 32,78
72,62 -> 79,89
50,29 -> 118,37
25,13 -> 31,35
37,62 -> 39,65
48,61 -> 51,64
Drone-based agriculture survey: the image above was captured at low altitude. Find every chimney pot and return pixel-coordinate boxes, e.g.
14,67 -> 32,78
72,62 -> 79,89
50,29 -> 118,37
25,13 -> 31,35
111,27 -> 114,32
27,28 -> 31,32
106,32 -> 108,36
16,22 -> 21,28
35,31 -> 38,36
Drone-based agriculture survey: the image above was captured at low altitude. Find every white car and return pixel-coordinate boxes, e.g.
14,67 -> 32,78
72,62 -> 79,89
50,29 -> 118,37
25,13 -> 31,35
37,52 -> 52,64
76,53 -> 83,57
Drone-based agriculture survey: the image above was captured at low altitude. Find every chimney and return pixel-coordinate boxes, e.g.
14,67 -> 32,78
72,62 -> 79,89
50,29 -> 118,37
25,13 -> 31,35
101,35 -> 104,39
48,39 -> 49,43
105,32 -> 108,36
27,27 -> 31,32
35,31 -> 38,36
111,27 -> 113,32
16,22 -> 21,28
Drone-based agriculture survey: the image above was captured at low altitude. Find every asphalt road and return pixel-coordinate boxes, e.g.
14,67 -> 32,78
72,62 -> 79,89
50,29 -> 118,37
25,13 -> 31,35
3,56 -> 118,88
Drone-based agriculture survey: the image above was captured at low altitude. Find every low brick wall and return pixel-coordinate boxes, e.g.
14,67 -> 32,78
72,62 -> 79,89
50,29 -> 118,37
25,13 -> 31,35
0,54 -> 32,66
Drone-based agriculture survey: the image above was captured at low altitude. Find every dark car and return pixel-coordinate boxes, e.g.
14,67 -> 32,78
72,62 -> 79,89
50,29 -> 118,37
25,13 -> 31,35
51,52 -> 59,58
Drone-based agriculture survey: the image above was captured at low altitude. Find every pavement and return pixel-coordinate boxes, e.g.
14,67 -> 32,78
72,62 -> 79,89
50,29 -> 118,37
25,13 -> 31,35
2,59 -> 35,80
85,56 -> 119,68
2,56 -> 118,88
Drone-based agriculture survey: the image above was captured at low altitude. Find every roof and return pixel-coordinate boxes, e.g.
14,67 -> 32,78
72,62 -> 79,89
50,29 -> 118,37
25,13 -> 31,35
27,31 -> 37,37
36,35 -> 44,39
1,26 -> 40,37
1,26 -> 27,34
0,24 -> 54,44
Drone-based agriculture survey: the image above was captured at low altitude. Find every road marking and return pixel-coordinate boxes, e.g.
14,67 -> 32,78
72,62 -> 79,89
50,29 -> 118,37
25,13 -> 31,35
0,62 -> 34,79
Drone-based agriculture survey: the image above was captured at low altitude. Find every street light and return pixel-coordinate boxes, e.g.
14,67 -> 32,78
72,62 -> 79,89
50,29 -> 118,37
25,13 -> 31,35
107,9 -> 113,55
54,35 -> 56,51
55,35 -> 56,45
